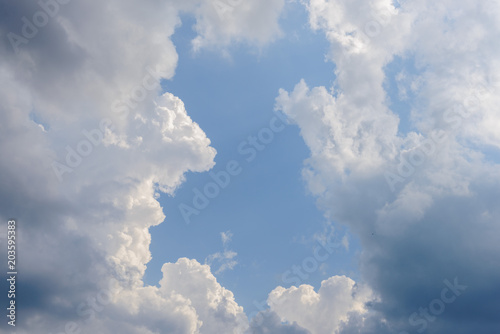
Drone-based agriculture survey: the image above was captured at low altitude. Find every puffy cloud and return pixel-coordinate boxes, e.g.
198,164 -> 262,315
158,0 -> 284,52
4,0 -> 500,332
267,276 -> 374,334
50,258 -> 247,334
0,0 -> 286,332
189,0 -> 285,52
275,0 -> 500,333
159,258 -> 248,333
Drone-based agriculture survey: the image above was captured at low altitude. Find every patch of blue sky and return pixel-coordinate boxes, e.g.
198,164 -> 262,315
461,139 -> 500,165
145,2 -> 361,314
383,54 -> 423,136
29,111 -> 50,131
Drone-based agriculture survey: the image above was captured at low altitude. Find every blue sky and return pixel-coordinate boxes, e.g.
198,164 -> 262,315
2,0 -> 500,333
145,4 -> 361,314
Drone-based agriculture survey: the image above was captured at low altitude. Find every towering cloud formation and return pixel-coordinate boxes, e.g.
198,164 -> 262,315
0,0 -> 283,333
1,0 -> 499,333
275,0 -> 500,333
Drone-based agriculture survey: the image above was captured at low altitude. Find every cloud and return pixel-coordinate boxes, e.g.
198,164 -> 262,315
267,276 -> 374,334
248,310 -> 311,334
205,230 -> 238,274
0,0 -> 286,332
155,0 -> 285,53
274,0 -> 500,333
221,230 -> 233,245
157,258 -> 248,333
188,0 -> 285,52
3,0 -> 499,333
60,258 -> 248,334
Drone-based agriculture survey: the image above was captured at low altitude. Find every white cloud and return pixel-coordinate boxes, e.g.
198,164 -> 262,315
221,230 -> 233,245
268,276 -> 374,334
159,258 -> 248,333
3,0 -> 500,333
206,230 -> 238,274
275,0 -> 500,332
0,0 -> 286,332
70,258 -> 247,334
189,0 -> 285,52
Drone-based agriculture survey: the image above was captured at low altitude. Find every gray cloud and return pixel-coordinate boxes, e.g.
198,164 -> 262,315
0,0 -> 287,332
248,310 -> 311,334
274,1 -> 500,333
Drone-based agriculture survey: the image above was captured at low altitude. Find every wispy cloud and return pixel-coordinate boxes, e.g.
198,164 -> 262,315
206,231 -> 238,275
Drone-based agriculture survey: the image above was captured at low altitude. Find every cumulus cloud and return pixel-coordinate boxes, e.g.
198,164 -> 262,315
60,258 -> 248,334
0,0 -> 286,332
159,258 -> 247,333
268,276 -> 374,334
275,0 -> 500,333
189,0 -> 285,52
3,0 -> 499,333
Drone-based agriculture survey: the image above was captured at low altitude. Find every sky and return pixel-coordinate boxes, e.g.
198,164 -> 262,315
0,0 -> 500,334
